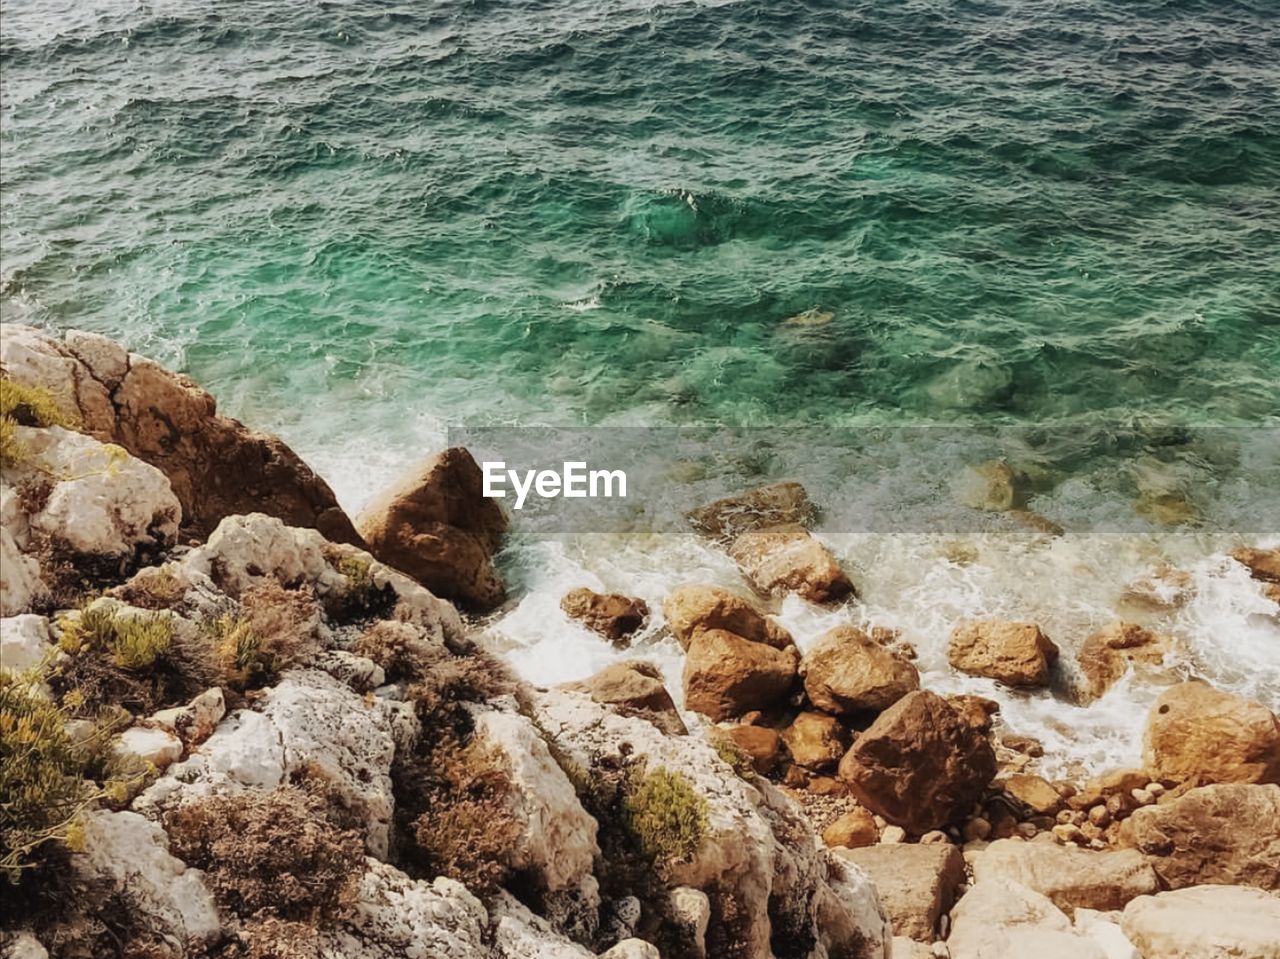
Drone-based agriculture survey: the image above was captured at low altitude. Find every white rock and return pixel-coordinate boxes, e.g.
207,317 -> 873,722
948,879 -> 1108,959
601,940 -> 661,959
1121,885 -> 1280,959
79,810 -> 221,946
490,892 -> 595,959
64,329 -> 130,391
320,858 -> 490,959
470,702 -> 599,894
0,614 -> 53,674
150,687 -> 226,744
0,324 -> 115,436
670,885 -> 711,957
1074,908 -> 1142,959
1,931 -> 48,959
891,938 -> 934,959
116,725 -> 183,770
0,486 -> 43,615
312,649 -> 386,691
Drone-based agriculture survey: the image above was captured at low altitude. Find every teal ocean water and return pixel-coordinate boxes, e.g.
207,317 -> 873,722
4,0 -> 1279,769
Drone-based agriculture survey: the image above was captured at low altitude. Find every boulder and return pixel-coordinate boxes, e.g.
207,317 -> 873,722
1077,622 -> 1171,702
781,711 -> 849,770
727,525 -> 854,604
1121,885 -> 1280,959
560,661 -> 686,736
1,325 -> 361,545
1143,681 -> 1280,785
1232,546 -> 1280,583
0,614 -> 53,675
821,808 -> 878,850
685,482 -> 815,542
799,626 -> 919,716
948,620 -> 1059,687
955,460 -> 1030,512
661,584 -> 792,650
1119,783 -> 1280,890
682,629 -> 799,722
1001,774 -> 1065,817
715,725 -> 782,775
1072,909 -> 1144,959
838,690 -> 996,832
357,447 -> 508,611
834,842 -> 965,941
559,587 -> 649,644
971,839 -> 1159,914
948,879 -> 1109,959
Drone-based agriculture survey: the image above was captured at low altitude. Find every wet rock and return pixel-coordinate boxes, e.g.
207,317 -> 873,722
661,584 -> 793,650
834,842 -> 966,941
971,839 -> 1158,914
357,447 -> 507,611
821,808 -> 878,850
948,619 -> 1059,687
781,710 -> 849,770
1232,546 -> 1280,583
800,626 -> 919,717
560,661 -> 686,736
955,460 -> 1030,512
1117,565 -> 1195,613
838,690 -> 997,832
728,525 -> 855,604
683,628 -> 799,722
946,694 -> 1000,733
1143,681 -> 1280,786
559,587 -> 649,644
1121,885 -> 1280,959
1077,622 -> 1171,702
685,481 -> 815,542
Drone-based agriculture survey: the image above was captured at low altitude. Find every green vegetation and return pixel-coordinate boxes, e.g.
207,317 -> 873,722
623,765 -> 709,868
0,378 -> 79,469
204,611 -> 263,690
58,606 -> 174,670
712,735 -> 756,780
203,582 -> 321,691
322,546 -> 397,621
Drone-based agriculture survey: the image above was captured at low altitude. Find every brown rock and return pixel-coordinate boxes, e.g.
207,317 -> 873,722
1077,622 -> 1171,702
1143,681 -> 1280,786
948,619 -> 1059,687
357,448 -> 508,610
822,808 -> 879,850
1118,564 -> 1195,612
971,838 -> 1159,914
781,710 -> 849,770
685,481 -> 815,542
682,629 -> 798,721
1233,546 -> 1280,583
947,694 -> 1000,733
838,690 -> 997,832
661,584 -> 792,650
800,626 -> 919,716
715,725 -> 781,775
955,459 -> 1030,512
727,525 -> 855,604
559,588 -> 649,644
1119,783 -> 1280,891
561,661 -> 686,736
1002,774 -> 1065,817
834,843 -> 966,941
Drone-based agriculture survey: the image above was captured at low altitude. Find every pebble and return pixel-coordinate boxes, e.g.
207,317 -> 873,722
1131,787 -> 1154,806
1087,805 -> 1111,827
962,816 -> 992,842
1015,822 -> 1038,839
880,825 -> 907,844
920,830 -> 950,844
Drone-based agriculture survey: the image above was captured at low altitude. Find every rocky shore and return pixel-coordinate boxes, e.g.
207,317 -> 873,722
2,325 -> 1278,959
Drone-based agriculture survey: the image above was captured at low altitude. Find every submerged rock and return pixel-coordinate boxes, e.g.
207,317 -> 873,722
1076,622 -> 1171,703
685,481 -> 815,542
1230,546 -> 1280,583
560,587 -> 649,644
1142,681 -> 1280,786
728,524 -> 855,604
948,619 -> 1059,687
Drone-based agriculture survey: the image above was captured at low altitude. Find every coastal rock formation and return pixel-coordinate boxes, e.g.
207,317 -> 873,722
1142,681 -> 1280,785
947,879 -> 1110,959
661,584 -> 793,650
838,690 -> 997,832
684,481 -> 815,542
971,839 -> 1159,914
560,661 -> 687,736
1120,885 -> 1280,959
954,459 -> 1030,512
1232,546 -> 1280,583
1,325 -> 361,545
1076,622 -> 1171,703
682,628 -> 799,721
727,524 -> 854,604
560,587 -> 649,644
781,710 -> 848,770
1119,783 -> 1280,890
799,625 -> 919,716
948,619 -> 1059,687
834,842 -> 965,941
356,447 -> 508,611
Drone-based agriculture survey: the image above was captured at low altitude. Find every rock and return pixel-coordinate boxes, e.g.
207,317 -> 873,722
356,447 -> 508,611
947,879 -> 1109,959
471,703 -> 600,894
1118,565 -> 1195,612
682,628 -> 798,722
1073,909 -> 1143,959
600,940 -> 661,959
1077,622 -> 1171,702
947,694 -> 1000,733
834,842 -> 965,941
971,839 -> 1159,914
149,687 -> 227,744
1,932 -> 47,959
1143,681 -> 1280,785
78,810 -> 222,947
800,626 -> 919,716
685,482 -> 816,542
880,825 -> 906,844
890,939 -> 933,959
669,886 -> 711,959
1232,546 -> 1280,583
0,493 -> 44,615
661,584 -> 793,650
727,525 -> 855,604
312,649 -> 386,691
1002,774 -> 1065,817
955,460 -> 1030,512
1121,885 -> 1280,959
116,726 -> 184,770
560,661 -> 686,736
781,711 -> 848,770
0,614 -> 53,675
838,690 -> 997,832
1119,783 -> 1280,890
1,325 -> 361,545
715,724 -> 781,775
948,619 -> 1058,687
559,587 -> 649,644
822,808 -> 879,850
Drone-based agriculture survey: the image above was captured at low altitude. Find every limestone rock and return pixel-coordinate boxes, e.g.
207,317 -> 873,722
683,628 -> 798,722
1119,783 -> 1280,890
728,524 -> 855,604
150,687 -> 227,745
685,482 -> 815,541
781,710 -> 848,770
560,587 -> 649,644
0,495 -> 43,615
1121,885 -> 1280,959
601,940 -> 661,959
948,620 -> 1059,687
0,932 -> 47,959
0,614 -> 53,675
661,584 -> 793,650
838,690 -> 997,832
947,879 -> 1108,959
1073,909 -> 1143,959
1143,681 -> 1280,785
822,807 -> 878,849
971,839 -> 1159,914
356,447 -> 507,611
560,661 -> 686,736
1232,546 -> 1280,583
834,842 -> 965,941
490,892 -> 597,959
116,725 -> 184,770
799,625 -> 919,716
1077,622 -> 1171,702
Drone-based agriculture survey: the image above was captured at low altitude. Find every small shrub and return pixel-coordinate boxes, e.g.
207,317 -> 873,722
711,736 -> 756,780
206,583 -> 320,690
109,564 -> 187,611
622,766 -> 708,869
108,615 -> 174,669
0,378 -> 79,469
405,648 -> 517,730
354,621 -> 436,684
321,547 -> 397,622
